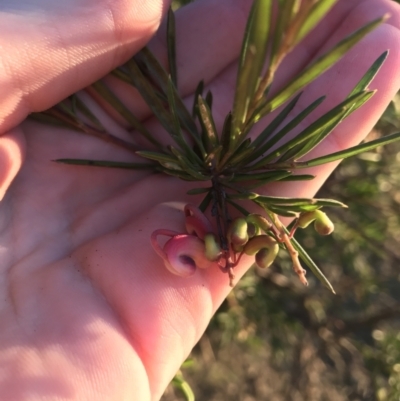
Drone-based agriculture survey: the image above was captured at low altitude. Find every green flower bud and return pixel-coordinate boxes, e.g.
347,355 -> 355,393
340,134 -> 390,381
297,211 -> 318,229
246,221 -> 260,238
246,214 -> 272,233
228,217 -> 249,246
244,235 -> 278,255
297,210 -> 334,235
204,233 -> 222,261
314,212 -> 334,235
255,246 -> 279,269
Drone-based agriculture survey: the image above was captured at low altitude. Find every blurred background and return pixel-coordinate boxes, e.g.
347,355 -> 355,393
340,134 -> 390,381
163,1 -> 400,400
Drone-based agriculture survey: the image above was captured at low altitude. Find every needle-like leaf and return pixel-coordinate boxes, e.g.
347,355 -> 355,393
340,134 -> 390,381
301,131 -> 400,167
253,16 -> 386,122
231,0 -> 272,145
90,81 -> 163,149
54,159 -> 154,169
288,234 -> 336,293
294,0 -> 337,46
257,91 -> 369,165
167,8 -> 178,88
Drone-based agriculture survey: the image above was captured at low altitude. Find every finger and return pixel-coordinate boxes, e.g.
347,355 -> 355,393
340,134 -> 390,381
0,128 -> 26,200
0,0 -> 170,134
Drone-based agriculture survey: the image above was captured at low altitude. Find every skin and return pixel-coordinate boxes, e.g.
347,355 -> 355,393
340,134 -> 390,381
0,0 -> 399,400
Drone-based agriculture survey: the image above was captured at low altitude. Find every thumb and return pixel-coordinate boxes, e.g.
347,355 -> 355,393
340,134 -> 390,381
0,0 -> 170,134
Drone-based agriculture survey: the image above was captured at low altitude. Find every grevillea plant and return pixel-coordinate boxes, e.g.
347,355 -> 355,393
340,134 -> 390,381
31,0 -> 400,293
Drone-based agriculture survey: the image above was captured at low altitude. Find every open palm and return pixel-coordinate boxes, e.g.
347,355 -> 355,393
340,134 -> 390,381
1,0 -> 399,400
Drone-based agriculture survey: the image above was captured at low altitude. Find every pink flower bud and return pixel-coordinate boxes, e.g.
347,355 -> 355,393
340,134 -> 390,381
151,230 -> 214,277
184,204 -> 214,239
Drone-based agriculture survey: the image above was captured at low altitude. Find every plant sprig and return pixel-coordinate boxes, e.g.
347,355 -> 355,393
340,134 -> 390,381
30,0 -> 400,292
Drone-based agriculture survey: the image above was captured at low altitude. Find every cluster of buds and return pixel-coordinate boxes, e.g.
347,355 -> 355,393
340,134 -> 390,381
151,204 -> 280,285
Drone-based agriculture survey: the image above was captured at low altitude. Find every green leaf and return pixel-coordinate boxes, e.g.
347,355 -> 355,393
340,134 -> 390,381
301,131 -> 400,167
91,80 -> 162,149
231,0 -> 272,144
134,48 -> 204,154
294,0 -> 337,46
126,59 -> 178,138
187,187 -> 212,195
192,80 -> 204,117
197,95 -> 219,152
288,233 -> 336,293
278,174 -> 314,181
265,204 -> 299,217
250,95 -> 326,166
226,198 -> 251,216
254,16 -> 385,121
73,96 -> 105,131
29,111 -> 81,131
199,190 -> 213,212
205,90 -> 213,110
136,150 -> 179,164
349,50 -> 388,96
258,91 -> 369,164
251,92 -> 303,150
54,159 -> 154,169
255,195 -> 347,208
284,91 -> 374,161
219,112 -> 232,158
167,8 -> 178,88
232,170 -> 291,183
169,146 -> 209,180
166,77 -> 201,163
225,140 -> 255,167
269,0 -> 298,65
159,167 -> 198,181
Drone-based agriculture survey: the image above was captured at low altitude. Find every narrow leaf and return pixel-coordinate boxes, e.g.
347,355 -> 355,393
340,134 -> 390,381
255,195 -> 347,208
349,51 -> 388,96
187,187 -> 212,195
134,48 -> 204,153
91,80 -> 162,149
301,131 -> 400,167
127,59 -> 177,137
192,80 -> 204,117
251,95 -> 325,165
288,234 -> 335,293
199,190 -> 213,212
278,174 -> 314,181
197,95 -> 219,152
232,170 -> 291,183
258,91 -> 368,164
285,91 -> 374,161
166,77 -> 200,162
167,8 -> 178,88
232,0 -> 272,143
294,0 -> 337,46
54,159 -> 154,169
254,16 -> 385,120
136,150 -> 179,164
251,92 -> 303,149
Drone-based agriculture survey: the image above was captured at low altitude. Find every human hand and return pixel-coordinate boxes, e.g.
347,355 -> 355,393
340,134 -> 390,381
0,1 -> 399,400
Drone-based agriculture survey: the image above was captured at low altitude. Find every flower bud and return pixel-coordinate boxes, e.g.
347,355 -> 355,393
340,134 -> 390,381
246,221 -> 260,238
228,217 -> 249,246
314,212 -> 334,236
244,235 -> 278,255
246,214 -> 272,233
297,210 -> 334,235
184,204 -> 214,239
204,233 -> 222,261
255,246 -> 279,269
243,235 -> 279,269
